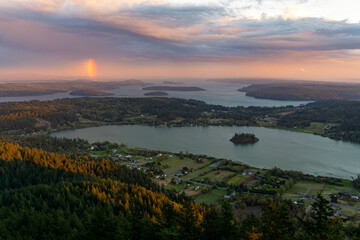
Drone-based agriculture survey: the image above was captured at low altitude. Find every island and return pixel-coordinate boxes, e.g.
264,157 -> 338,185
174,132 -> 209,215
144,91 -> 169,96
238,82 -> 360,101
230,133 -> 259,144
142,86 -> 206,91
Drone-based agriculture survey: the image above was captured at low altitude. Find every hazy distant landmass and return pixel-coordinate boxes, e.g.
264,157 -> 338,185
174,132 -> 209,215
144,91 -> 169,96
239,83 -> 360,101
162,80 -> 184,85
142,86 -> 206,91
0,79 -> 143,97
0,89 -> 66,97
207,78 -> 302,84
69,89 -> 113,97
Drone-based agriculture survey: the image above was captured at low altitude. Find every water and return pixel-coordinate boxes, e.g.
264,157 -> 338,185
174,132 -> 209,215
51,125 -> 360,179
107,82 -> 310,107
0,92 -> 78,103
0,82 -> 310,107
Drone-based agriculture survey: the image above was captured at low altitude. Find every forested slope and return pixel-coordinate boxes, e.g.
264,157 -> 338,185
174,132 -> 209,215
0,137 -> 354,239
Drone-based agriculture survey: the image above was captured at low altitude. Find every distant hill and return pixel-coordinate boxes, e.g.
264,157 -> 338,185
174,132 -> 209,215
0,79 -> 143,97
239,83 -> 360,101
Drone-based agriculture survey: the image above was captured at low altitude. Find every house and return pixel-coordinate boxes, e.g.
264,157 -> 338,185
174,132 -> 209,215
255,174 -> 264,180
112,149 -> 117,153
125,155 -> 132,158
351,195 -> 359,201
331,195 -> 338,203
223,191 -> 236,199
194,186 -> 200,191
242,170 -> 253,176
171,178 -> 182,185
175,170 -> 184,177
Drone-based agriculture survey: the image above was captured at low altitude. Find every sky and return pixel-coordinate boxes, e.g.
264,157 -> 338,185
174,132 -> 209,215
0,0 -> 360,81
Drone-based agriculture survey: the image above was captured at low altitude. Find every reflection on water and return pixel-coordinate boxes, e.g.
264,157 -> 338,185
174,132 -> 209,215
52,125 -> 360,179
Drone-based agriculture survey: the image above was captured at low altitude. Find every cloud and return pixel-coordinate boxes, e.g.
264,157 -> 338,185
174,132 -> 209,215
0,0 -> 360,79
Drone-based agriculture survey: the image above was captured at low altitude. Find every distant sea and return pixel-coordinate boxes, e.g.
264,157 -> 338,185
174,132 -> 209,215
0,81 -> 311,107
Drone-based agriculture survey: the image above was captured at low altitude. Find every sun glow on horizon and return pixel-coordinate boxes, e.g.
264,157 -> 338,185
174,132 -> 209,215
87,59 -> 97,78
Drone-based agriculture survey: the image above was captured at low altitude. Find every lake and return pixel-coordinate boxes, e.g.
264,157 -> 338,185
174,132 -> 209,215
0,82 -> 310,107
51,125 -> 360,179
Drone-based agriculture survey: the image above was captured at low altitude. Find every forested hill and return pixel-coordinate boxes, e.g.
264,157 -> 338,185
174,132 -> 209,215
1,97 -> 360,143
0,139 -> 207,239
0,137 -> 351,239
239,83 -> 360,101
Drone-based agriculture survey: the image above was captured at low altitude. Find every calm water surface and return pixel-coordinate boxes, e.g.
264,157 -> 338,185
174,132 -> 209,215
0,82 -> 310,107
51,125 -> 360,179
107,82 -> 310,107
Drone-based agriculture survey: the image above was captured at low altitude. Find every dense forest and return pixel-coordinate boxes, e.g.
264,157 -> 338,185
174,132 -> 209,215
1,98 -> 360,143
1,137 -> 357,239
277,101 -> 360,142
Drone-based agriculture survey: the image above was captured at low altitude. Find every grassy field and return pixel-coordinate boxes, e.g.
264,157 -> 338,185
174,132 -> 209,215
91,150 -> 107,155
337,206 -> 360,219
275,122 -> 326,135
184,166 -> 213,180
227,174 -> 250,185
161,157 -> 201,175
161,156 -> 213,177
194,189 -> 228,204
287,180 -> 357,195
192,170 -> 235,182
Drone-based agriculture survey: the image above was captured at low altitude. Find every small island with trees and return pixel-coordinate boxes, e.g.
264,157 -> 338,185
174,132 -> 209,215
230,133 -> 259,144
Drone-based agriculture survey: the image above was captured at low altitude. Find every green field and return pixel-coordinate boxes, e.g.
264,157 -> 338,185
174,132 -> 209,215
287,180 -> 357,195
194,189 -> 228,204
275,122 -> 325,135
184,166 -> 213,180
192,170 -> 235,182
161,157 -> 212,176
90,150 -> 107,155
227,174 -> 251,185
161,157 -> 198,174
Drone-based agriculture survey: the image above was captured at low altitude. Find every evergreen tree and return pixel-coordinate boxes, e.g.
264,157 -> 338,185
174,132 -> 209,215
301,192 -> 344,240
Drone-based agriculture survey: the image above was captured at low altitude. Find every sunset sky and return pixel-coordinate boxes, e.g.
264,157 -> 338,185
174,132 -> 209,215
0,0 -> 360,81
